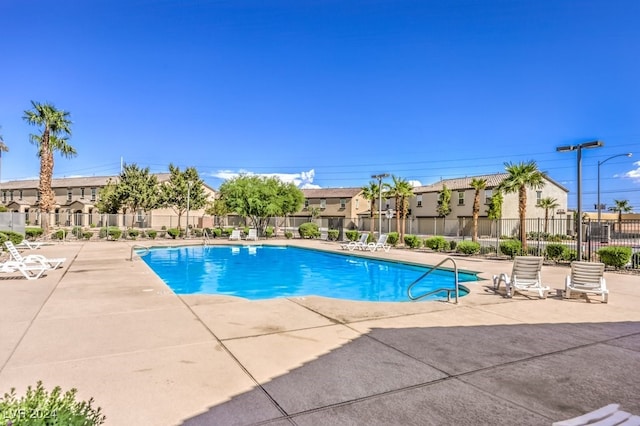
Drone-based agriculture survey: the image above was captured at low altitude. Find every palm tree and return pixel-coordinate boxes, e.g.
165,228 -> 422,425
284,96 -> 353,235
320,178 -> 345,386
497,161 -> 546,251
361,181 -> 380,236
23,101 -> 74,234
470,178 -> 487,242
536,197 -> 559,234
385,176 -> 405,236
396,179 -> 414,242
609,199 -> 633,231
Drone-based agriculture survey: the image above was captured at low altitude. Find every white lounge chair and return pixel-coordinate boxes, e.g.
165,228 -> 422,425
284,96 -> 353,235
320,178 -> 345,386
553,403 -> 640,426
245,229 -> 258,241
16,239 -> 46,250
4,241 -> 65,270
565,261 -> 608,303
368,234 -> 391,253
228,230 -> 241,241
340,233 -> 369,251
0,260 -> 48,280
492,256 -> 548,299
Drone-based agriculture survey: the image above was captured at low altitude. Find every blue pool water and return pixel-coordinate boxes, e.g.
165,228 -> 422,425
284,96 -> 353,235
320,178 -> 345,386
138,245 -> 477,302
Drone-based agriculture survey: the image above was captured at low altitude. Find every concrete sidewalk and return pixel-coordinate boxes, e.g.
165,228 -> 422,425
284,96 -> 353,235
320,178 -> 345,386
0,240 -> 638,425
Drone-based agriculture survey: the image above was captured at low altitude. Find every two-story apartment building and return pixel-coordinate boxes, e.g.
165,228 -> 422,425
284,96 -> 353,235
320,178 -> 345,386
409,173 -> 569,236
291,187 -> 369,231
0,175 -> 216,229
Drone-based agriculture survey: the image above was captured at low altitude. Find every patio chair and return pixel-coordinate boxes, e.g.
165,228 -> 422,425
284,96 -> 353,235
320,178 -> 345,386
340,233 -> 369,251
553,403 -> 640,426
4,241 -> 65,270
228,230 -> 241,241
565,261 -> 608,303
245,229 -> 258,241
492,256 -> 548,299
16,239 -> 46,250
0,260 -> 48,280
319,230 -> 328,240
367,234 -> 391,253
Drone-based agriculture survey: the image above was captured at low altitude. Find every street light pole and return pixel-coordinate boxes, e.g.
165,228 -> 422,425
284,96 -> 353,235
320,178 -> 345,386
371,173 -> 389,237
557,140 -> 603,260
597,153 -> 632,224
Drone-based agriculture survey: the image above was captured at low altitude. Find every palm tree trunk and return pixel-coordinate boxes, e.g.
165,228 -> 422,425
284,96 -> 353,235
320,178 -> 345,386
38,135 -> 55,235
519,187 -> 527,251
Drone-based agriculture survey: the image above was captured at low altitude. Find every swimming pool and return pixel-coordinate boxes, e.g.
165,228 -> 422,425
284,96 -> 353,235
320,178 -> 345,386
138,245 -> 477,302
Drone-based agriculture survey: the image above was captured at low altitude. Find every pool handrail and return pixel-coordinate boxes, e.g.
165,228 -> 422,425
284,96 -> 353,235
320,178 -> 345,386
130,244 -> 150,261
407,257 -> 460,304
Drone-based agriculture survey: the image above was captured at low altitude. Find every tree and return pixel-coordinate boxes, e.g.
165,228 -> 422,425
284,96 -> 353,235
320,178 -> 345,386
117,163 -> 161,227
95,179 -> 121,214
470,178 -> 487,242
386,176 -> 414,242
609,199 -> 633,230
537,197 -> 559,234
487,190 -> 503,238
160,164 -> 208,230
361,181 -> 381,235
23,101 -> 74,234
205,198 -> 229,227
497,161 -> 546,251
308,206 -> 321,223
218,175 -> 304,235
436,184 -> 452,234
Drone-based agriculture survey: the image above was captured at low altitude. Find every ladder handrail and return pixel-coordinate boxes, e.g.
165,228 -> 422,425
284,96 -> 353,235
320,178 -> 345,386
407,257 -> 460,304
203,229 -> 211,246
130,244 -> 150,261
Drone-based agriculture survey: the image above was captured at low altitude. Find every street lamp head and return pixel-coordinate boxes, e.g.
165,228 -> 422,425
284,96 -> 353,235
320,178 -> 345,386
371,173 -> 390,179
581,140 -> 604,149
556,145 -> 576,152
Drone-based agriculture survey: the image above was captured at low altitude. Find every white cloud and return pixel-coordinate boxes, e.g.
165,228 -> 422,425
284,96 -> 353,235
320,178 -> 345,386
623,161 -> 640,183
408,180 -> 422,187
211,168 -> 320,188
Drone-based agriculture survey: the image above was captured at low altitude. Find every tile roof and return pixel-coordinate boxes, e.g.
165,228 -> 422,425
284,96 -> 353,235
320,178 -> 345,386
302,187 -> 363,198
1,173 -> 172,190
413,172 -> 568,193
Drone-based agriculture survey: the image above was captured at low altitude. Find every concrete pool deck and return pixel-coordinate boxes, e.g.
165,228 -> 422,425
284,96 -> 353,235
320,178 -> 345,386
0,239 -> 638,425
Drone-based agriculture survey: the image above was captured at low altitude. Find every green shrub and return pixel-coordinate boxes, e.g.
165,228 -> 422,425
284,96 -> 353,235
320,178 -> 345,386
598,246 -> 633,269
386,232 -> 399,246
545,243 -> 567,261
367,233 -> 375,243
345,230 -> 359,241
457,241 -> 480,255
547,234 -> 564,242
449,240 -> 457,251
632,252 -> 640,269
327,229 -> 339,241
192,228 -> 203,237
161,225 -> 167,230
425,236 -> 448,252
167,228 -> 180,239
212,228 -> 222,238
98,227 -> 108,239
82,231 -> 93,240
0,381 -> 105,425
562,249 -> 578,262
499,240 -> 522,258
222,228 -> 234,237
72,226 -> 84,238
147,229 -> 157,239
107,227 -> 122,240
0,230 -> 26,246
480,245 -> 497,255
299,222 -> 320,238
284,231 -> 293,239
264,226 -> 274,238
403,234 -> 422,249
128,229 -> 139,239
52,229 -> 67,240
25,227 -> 44,240
243,226 -> 250,236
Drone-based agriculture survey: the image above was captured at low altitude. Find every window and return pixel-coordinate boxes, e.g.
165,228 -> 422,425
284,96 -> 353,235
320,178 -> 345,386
458,191 -> 464,205
91,188 -> 97,201
340,198 -> 346,209
416,194 -> 423,207
485,189 -> 493,204
2,191 -> 5,203
36,191 -> 41,202
304,199 -> 309,208
67,189 -> 72,202
536,191 -> 542,202
355,199 -> 359,209
320,199 -> 326,209
80,187 -> 85,199
9,190 -> 14,201
18,190 -> 23,200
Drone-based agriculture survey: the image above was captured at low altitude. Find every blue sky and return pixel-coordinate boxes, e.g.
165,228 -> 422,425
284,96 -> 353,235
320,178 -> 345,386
1,0 -> 639,211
